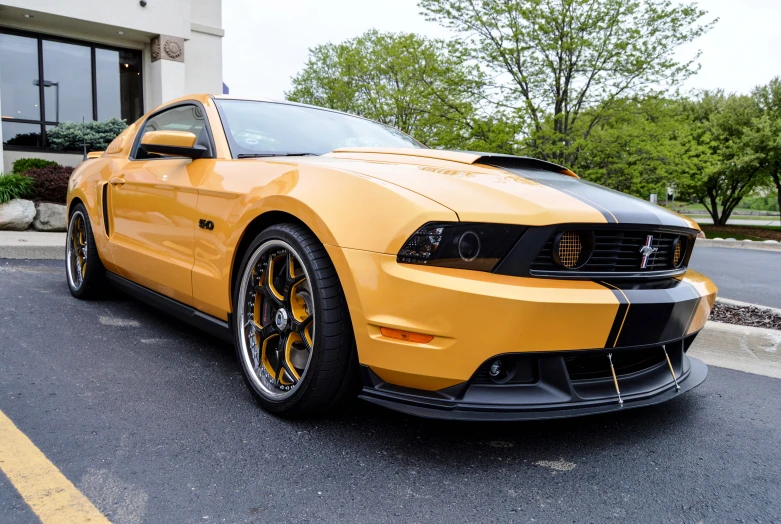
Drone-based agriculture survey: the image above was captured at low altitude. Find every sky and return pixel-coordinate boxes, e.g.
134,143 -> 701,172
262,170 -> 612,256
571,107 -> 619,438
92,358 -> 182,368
222,0 -> 781,101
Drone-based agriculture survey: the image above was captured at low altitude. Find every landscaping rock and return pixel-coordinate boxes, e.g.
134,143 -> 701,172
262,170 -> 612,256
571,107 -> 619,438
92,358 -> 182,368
32,203 -> 67,232
0,199 -> 36,231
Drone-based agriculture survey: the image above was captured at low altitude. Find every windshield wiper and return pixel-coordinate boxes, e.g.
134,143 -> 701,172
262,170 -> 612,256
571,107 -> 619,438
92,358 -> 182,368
237,152 -> 319,158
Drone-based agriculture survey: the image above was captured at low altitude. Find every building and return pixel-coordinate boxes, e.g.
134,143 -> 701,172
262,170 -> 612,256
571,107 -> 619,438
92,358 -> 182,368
0,0 -> 224,172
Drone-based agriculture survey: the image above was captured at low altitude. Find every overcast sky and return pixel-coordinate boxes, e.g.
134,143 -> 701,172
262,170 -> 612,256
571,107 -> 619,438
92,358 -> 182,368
222,0 -> 781,101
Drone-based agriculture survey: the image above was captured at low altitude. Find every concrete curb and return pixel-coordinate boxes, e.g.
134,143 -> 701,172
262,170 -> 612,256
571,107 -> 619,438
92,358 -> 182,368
0,231 -> 65,260
697,239 -> 781,252
689,321 -> 781,379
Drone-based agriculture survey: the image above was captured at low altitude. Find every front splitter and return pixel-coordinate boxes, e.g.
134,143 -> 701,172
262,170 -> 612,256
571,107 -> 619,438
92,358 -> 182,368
359,356 -> 708,422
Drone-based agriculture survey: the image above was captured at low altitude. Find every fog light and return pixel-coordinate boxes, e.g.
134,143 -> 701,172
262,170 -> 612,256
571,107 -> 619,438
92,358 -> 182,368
489,359 -> 502,377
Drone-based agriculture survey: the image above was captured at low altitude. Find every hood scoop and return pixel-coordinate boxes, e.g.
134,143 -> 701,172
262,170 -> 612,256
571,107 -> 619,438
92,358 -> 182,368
331,147 -> 578,178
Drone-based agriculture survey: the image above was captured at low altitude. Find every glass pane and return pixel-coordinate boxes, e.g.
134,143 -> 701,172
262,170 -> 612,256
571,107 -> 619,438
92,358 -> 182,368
42,40 -> 92,123
96,48 -> 142,122
95,48 -> 120,121
2,121 -> 42,148
215,100 -> 422,156
0,33 -> 41,120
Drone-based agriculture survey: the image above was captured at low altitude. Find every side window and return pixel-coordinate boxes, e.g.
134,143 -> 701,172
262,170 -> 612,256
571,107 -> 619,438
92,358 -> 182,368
134,104 -> 208,159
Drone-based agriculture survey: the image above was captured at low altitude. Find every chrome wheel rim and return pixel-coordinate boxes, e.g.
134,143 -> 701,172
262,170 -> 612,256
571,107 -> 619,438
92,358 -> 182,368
237,240 -> 315,400
66,211 -> 88,289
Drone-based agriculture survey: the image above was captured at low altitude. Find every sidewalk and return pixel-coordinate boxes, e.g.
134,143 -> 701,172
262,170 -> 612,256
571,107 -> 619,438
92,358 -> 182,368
0,231 -> 65,260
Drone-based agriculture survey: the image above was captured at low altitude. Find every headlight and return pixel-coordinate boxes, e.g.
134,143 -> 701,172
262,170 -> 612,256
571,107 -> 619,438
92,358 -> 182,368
397,222 -> 525,272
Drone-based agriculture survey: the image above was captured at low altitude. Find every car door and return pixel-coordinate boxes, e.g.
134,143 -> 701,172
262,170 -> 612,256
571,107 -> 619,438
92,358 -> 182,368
107,103 -> 216,306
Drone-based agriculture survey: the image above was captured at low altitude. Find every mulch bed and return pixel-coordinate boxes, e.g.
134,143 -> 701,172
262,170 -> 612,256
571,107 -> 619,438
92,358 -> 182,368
709,303 -> 781,331
702,225 -> 781,241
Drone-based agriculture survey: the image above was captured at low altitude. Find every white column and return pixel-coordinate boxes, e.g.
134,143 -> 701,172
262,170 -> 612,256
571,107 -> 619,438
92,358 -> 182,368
147,59 -> 187,109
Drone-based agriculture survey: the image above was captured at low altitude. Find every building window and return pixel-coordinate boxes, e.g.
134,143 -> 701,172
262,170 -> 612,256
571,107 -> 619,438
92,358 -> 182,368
0,29 -> 143,151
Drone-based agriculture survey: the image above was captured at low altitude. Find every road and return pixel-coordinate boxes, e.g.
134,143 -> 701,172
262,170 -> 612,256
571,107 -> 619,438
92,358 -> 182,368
1,259 -> 780,523
690,246 -> 781,308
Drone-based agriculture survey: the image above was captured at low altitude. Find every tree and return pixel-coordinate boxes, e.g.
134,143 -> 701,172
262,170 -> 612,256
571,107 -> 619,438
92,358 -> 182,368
752,77 -> 781,222
419,0 -> 715,165
680,92 -> 768,225
573,97 -> 703,198
286,30 -> 515,150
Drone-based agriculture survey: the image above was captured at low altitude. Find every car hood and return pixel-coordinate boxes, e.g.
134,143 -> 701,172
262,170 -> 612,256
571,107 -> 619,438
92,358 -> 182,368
318,148 -> 697,229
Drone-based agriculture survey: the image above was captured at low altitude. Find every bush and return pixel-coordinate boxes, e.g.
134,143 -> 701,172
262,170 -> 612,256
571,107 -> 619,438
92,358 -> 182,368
739,194 -> 779,212
25,166 -> 74,204
0,173 -> 35,204
12,157 -> 59,174
46,118 -> 127,152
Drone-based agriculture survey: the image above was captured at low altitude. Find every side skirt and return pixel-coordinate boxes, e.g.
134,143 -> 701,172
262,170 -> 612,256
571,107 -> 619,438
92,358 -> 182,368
105,272 -> 233,343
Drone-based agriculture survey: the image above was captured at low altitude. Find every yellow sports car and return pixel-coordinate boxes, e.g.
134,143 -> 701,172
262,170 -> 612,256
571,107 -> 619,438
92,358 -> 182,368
66,94 -> 717,420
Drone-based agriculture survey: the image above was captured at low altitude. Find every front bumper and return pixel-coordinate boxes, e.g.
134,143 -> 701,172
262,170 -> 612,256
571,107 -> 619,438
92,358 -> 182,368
329,246 -> 717,392
359,338 -> 707,421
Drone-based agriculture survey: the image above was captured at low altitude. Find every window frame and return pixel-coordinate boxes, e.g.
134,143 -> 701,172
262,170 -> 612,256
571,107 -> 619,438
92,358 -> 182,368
0,26 -> 144,152
129,101 -> 217,161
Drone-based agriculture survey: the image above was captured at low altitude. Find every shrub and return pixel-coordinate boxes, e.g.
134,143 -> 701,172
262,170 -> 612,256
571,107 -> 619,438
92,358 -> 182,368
739,194 -> 779,212
0,173 -> 35,204
46,118 -> 127,152
25,166 -> 74,204
12,157 -> 59,174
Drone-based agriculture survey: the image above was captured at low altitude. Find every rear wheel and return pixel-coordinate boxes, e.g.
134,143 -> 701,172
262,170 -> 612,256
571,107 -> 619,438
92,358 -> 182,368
233,223 -> 358,417
66,203 -> 105,299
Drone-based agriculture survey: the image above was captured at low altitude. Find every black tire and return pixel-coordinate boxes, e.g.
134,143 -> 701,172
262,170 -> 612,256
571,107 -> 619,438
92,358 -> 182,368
232,223 -> 358,417
66,202 -> 106,299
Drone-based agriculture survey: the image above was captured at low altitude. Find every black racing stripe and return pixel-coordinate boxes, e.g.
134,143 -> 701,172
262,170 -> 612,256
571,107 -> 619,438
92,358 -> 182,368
501,167 -> 691,227
597,279 -> 702,348
602,283 -> 630,347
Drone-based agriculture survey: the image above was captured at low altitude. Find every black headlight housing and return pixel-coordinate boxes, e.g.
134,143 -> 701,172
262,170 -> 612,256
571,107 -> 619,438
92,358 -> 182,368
397,222 -> 525,272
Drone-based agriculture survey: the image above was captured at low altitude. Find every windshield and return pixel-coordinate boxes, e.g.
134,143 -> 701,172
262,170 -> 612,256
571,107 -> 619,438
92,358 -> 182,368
215,99 -> 423,157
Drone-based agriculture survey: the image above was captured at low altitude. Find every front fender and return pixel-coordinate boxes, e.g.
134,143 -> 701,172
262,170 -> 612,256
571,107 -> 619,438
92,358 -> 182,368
192,160 -> 456,319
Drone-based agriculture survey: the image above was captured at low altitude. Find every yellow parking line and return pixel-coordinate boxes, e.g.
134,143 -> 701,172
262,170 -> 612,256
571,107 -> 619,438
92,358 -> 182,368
0,409 -> 109,523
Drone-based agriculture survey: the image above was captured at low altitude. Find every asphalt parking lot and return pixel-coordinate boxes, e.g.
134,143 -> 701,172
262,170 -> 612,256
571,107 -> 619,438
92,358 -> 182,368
1,259 -> 780,523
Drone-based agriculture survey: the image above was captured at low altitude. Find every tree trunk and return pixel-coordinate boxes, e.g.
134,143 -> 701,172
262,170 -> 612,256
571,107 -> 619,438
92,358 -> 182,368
773,170 -> 781,225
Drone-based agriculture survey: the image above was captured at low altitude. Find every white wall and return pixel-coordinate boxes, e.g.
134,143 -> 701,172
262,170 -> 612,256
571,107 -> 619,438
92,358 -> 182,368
1,0 -> 191,39
185,31 -> 223,96
3,150 -> 82,174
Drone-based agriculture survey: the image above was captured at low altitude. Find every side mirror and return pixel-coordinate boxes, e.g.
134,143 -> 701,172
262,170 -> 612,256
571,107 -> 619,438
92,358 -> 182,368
140,130 -> 207,159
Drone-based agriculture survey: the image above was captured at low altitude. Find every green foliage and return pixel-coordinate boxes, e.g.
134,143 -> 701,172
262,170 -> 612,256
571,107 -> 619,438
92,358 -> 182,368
419,0 -> 715,166
739,194 -> 779,212
286,30 -> 514,150
0,173 -> 35,204
46,118 -> 127,152
751,77 -> 781,221
12,157 -> 59,174
569,97 -> 700,197
678,91 -> 771,224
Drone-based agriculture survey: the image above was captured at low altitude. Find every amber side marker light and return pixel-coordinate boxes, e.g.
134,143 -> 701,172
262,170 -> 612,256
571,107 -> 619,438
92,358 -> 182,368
380,327 -> 434,344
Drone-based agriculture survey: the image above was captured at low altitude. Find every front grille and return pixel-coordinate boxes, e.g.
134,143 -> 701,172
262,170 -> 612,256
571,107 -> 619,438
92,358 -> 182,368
564,348 -> 666,381
531,229 -> 692,275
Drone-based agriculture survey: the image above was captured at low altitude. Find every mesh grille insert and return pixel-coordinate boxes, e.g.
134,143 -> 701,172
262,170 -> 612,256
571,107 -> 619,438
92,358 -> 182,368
558,231 -> 582,268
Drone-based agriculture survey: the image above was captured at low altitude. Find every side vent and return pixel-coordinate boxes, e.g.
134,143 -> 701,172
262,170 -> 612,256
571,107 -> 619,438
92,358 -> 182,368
102,183 -> 110,237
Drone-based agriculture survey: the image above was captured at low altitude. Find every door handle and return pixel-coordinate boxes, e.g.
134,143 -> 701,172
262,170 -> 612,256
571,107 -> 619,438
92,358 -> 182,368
109,177 -> 125,186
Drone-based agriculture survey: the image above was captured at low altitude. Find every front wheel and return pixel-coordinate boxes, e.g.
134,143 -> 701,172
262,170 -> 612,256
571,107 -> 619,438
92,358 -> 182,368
66,203 -> 105,299
233,223 -> 358,417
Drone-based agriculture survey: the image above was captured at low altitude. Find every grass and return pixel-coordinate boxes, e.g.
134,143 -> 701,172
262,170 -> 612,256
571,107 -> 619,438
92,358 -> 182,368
700,224 -> 781,242
0,173 -> 35,204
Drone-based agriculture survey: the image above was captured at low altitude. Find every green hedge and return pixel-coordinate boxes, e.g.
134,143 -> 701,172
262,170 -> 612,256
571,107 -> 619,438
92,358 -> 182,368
739,194 -> 779,212
45,118 -> 127,152
0,173 -> 35,204
12,158 -> 59,174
